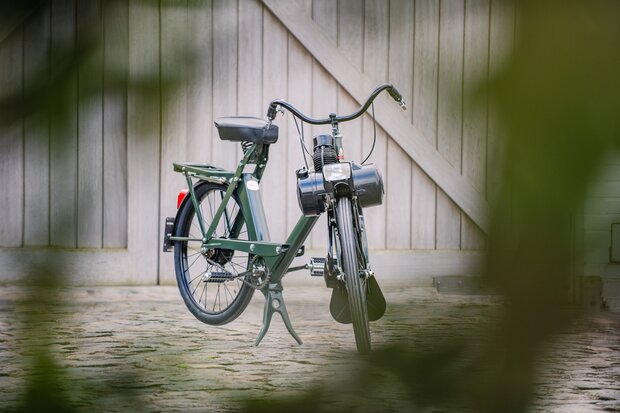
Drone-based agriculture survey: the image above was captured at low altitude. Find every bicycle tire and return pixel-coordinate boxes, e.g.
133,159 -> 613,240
336,197 -> 371,353
174,181 -> 255,326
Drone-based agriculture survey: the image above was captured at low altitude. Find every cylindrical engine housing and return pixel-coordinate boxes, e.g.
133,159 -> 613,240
296,163 -> 384,216
297,172 -> 326,216
351,163 -> 384,208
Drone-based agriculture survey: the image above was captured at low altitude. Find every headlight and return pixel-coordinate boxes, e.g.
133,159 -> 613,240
322,163 -> 351,182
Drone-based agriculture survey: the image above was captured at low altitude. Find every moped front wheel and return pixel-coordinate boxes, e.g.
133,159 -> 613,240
174,181 -> 255,326
336,197 -> 371,353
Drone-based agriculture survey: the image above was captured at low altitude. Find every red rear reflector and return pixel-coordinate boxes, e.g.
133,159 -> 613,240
177,189 -> 189,209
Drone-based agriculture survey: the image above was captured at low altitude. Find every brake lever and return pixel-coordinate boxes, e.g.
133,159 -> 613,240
266,104 -> 285,127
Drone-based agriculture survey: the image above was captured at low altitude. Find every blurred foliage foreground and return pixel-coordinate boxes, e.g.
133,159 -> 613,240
2,0 -> 620,412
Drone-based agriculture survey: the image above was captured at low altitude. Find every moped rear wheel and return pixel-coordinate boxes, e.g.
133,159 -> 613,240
174,182 -> 255,326
336,197 -> 371,353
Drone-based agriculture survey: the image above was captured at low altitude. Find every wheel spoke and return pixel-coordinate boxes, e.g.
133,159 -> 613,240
186,253 -> 203,272
175,183 -> 254,324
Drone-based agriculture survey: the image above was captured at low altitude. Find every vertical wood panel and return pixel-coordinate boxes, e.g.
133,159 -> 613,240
262,8 -> 288,242
461,0 -> 489,250
387,0 -> 414,249
436,0 -> 464,249
160,0 -> 191,281
312,0 -> 337,43
0,0 -> 519,281
50,0 -> 78,248
23,4 -> 51,246
77,0 -> 104,248
127,0 -> 161,282
337,0 -> 363,70
362,0 -> 389,250
287,33 -> 313,234
186,0 -> 213,164
0,28 -> 24,247
238,0 -> 263,117
336,0 -> 364,164
310,0 -> 337,249
212,0 -> 238,171
411,0 -> 439,249
337,90 -> 363,164
487,0 -> 514,206
103,0 -> 128,248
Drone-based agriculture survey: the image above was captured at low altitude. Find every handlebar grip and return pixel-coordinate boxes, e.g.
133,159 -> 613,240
388,86 -> 407,110
266,104 -> 278,121
388,86 -> 402,102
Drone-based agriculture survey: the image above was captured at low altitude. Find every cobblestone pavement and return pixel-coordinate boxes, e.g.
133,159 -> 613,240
0,278 -> 619,412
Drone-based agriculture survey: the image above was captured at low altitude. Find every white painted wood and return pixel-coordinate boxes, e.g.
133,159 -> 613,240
386,0 -> 414,249
461,0 -> 490,250
336,0 -> 363,70
261,0 -> 490,233
23,4 -> 51,247
283,0 -> 311,243
50,0 -> 78,248
0,27 -> 24,248
0,247 -> 484,286
308,69 -> 334,250
2,0 -> 526,285
336,0 -> 363,164
361,0 -> 389,250
337,90 -> 363,168
286,33 -> 313,235
436,0 -> 465,250
186,0 -> 213,164
307,0 -> 338,250
312,0 -> 337,43
238,0 -> 263,117
0,248 -> 147,285
158,1 -> 190,284
336,0 -> 364,164
486,0 -> 515,207
126,0 -> 162,283
103,0 -> 129,248
362,117 -> 388,250
77,0 -> 104,248
410,167 -> 436,248
212,0 -> 238,172
261,8 -> 289,244
411,0 -> 439,249
288,249 -> 485,286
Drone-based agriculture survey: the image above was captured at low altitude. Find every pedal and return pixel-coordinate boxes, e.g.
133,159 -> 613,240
307,257 -> 326,276
162,217 -> 175,252
202,272 -> 235,283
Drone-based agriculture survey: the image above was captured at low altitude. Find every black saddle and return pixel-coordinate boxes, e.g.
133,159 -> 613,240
214,116 -> 279,144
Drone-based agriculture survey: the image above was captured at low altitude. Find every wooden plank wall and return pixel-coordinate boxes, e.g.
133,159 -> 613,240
0,0 -> 129,250
154,0 -> 515,282
156,0 -> 514,249
0,0 -> 515,284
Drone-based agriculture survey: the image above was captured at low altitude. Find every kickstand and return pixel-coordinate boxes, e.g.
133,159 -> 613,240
254,282 -> 303,346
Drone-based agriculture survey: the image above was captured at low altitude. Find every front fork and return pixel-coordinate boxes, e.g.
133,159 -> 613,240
326,196 -> 371,282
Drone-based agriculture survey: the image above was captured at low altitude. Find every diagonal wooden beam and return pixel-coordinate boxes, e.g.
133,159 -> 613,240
260,0 -> 489,233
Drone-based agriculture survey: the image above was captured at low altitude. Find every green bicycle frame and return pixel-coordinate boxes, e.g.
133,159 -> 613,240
170,142 -> 319,284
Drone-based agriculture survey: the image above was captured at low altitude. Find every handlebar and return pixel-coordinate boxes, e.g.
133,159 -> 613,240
266,83 -> 406,125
